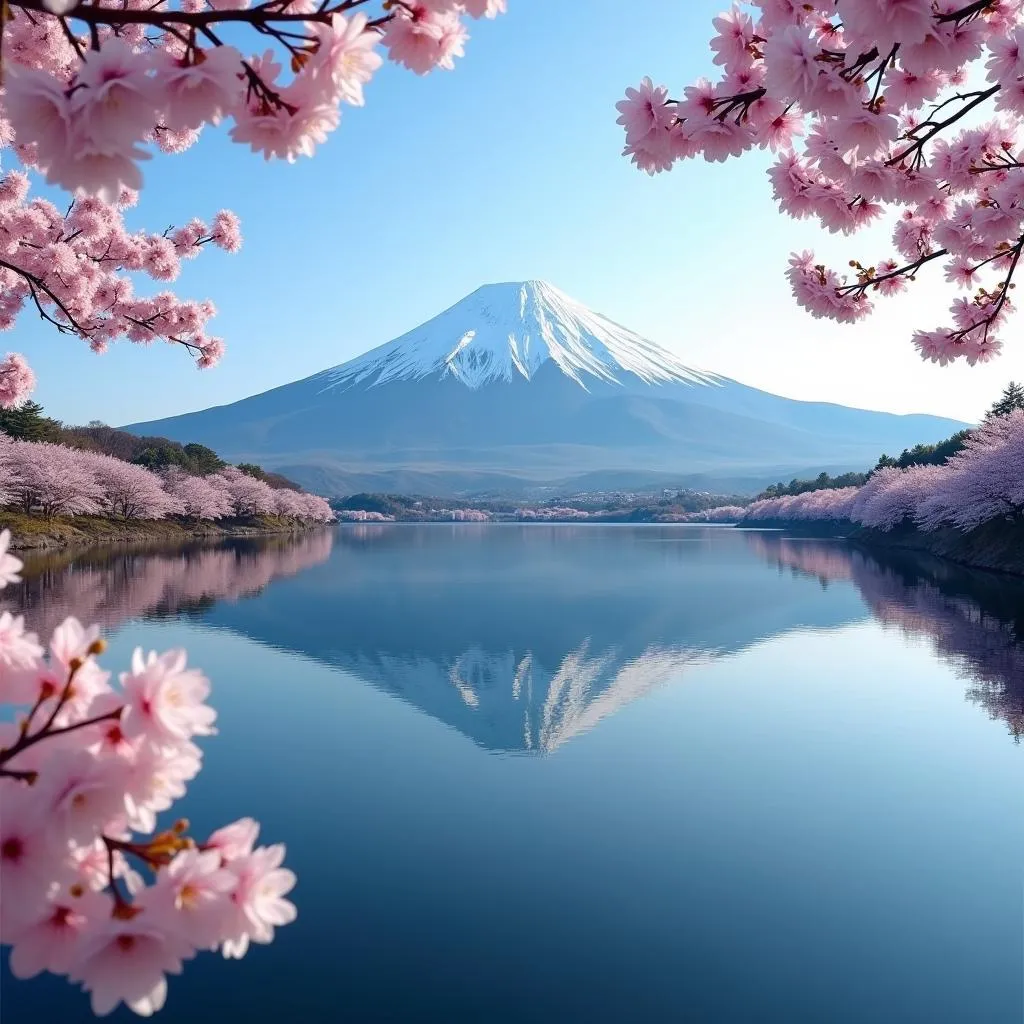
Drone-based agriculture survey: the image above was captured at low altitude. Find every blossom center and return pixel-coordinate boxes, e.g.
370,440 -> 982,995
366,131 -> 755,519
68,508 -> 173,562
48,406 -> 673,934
1,836 -> 24,861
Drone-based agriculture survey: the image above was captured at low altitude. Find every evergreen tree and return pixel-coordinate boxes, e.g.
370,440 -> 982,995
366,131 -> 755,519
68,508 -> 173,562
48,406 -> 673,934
182,443 -> 225,475
987,382 -> 1024,419
0,400 -> 60,441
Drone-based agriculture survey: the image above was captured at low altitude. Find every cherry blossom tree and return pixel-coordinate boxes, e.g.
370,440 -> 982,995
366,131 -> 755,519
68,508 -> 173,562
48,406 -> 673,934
0,437 -> 333,524
212,467 -> 276,517
618,1 -> 1024,365
744,485 -> 859,522
915,408 -> 1024,527
161,467 -> 234,520
5,440 -> 104,518
741,410 -> 1024,532
679,505 -> 748,522
850,462 -> 952,530
0,435 -> 22,506
81,451 -> 184,520
296,492 -> 335,522
0,0 -> 507,407
272,486 -> 308,519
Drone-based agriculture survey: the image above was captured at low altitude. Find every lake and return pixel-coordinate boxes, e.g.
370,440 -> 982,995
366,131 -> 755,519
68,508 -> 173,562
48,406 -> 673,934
2,525 -> 1021,1023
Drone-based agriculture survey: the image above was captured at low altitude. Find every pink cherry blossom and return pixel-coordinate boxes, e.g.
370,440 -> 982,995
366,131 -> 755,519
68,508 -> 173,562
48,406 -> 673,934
36,748 -> 129,844
620,1 -> 1024,363
7,888 -> 111,981
383,4 -> 467,75
69,914 -> 193,1017
0,2 -> 503,394
211,210 -> 243,253
0,785 -> 68,938
157,45 -> 245,132
120,648 -> 216,749
0,355 -> 37,410
4,66 -> 73,161
141,849 -> 235,950
219,843 -> 297,959
72,40 -> 159,153
311,13 -> 383,106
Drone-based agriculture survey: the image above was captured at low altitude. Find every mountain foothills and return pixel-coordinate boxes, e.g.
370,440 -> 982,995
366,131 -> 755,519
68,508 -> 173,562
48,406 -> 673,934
125,282 -> 968,497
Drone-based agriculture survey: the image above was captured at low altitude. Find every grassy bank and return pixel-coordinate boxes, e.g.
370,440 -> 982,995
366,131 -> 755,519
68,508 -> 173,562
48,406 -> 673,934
0,512 -> 325,552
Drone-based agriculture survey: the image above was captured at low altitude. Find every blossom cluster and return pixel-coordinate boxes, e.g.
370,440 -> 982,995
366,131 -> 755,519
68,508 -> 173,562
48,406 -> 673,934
0,174 -> 238,408
618,1 -> 1024,363
743,410 -> 1024,532
0,435 -> 335,522
0,0 -> 505,403
515,507 -> 592,521
678,505 -> 747,523
0,530 -> 297,1017
744,485 -> 860,523
335,509 -> 395,522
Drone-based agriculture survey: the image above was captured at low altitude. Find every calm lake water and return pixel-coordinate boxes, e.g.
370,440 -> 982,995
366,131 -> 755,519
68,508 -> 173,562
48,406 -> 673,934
2,525 -> 1022,1023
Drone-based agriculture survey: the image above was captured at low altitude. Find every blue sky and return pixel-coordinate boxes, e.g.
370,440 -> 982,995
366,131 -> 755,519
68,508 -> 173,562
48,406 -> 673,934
15,0 -> 1024,426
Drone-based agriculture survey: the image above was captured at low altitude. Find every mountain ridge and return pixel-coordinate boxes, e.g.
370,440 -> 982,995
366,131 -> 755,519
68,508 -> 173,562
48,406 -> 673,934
124,281 -> 969,497
315,280 -> 723,391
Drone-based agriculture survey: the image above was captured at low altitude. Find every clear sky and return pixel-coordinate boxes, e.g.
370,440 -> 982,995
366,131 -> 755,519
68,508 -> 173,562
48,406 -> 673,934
16,0 -> 1024,427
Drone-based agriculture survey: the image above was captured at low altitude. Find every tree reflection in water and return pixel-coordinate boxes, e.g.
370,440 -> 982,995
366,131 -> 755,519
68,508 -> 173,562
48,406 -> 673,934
746,532 -> 1024,741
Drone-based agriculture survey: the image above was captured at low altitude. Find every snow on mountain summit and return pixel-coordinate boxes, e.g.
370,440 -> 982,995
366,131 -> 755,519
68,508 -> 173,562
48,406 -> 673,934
319,280 -> 722,391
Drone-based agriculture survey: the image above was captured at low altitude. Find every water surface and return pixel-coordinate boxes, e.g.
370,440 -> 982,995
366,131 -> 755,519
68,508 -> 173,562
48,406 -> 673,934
2,526 -> 1021,1023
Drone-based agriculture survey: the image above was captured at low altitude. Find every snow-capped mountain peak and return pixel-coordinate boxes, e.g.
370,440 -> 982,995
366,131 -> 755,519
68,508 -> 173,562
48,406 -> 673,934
318,280 -> 722,392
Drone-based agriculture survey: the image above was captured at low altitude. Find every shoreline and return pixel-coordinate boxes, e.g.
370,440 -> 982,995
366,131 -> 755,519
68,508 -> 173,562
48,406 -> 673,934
1,513 -> 331,553
850,520 -> 1024,578
735,518 -> 1024,578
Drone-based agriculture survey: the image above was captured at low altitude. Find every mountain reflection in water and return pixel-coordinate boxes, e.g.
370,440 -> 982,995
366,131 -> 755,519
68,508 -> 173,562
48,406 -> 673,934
7,524 -> 1023,749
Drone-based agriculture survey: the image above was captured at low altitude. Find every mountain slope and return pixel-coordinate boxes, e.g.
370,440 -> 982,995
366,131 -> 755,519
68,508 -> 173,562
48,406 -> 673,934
125,281 -> 969,496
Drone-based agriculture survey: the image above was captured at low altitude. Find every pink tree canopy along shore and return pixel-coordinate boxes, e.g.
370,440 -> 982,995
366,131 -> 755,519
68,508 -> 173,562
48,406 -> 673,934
0,1 -> 505,1017
0,0 -> 506,407
617,0 -> 1024,367
743,409 -> 1024,530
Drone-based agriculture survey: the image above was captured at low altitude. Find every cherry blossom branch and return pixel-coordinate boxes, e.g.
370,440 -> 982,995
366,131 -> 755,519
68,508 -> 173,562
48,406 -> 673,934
38,657 -> 87,735
949,235 -> 1024,343
837,248 -> 949,296
710,88 -> 767,125
889,85 -> 1000,167
936,1 -> 999,24
15,0 -> 387,29
0,258 -> 87,336
0,703 -> 123,768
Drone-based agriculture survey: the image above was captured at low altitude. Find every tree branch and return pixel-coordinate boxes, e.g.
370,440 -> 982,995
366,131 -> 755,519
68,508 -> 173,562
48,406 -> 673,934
837,248 -> 949,296
13,0 -> 387,30
0,258 -> 88,335
889,85 -> 999,168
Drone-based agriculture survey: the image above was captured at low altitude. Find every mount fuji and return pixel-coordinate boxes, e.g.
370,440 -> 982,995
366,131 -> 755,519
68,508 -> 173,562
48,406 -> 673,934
125,281 -> 968,496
